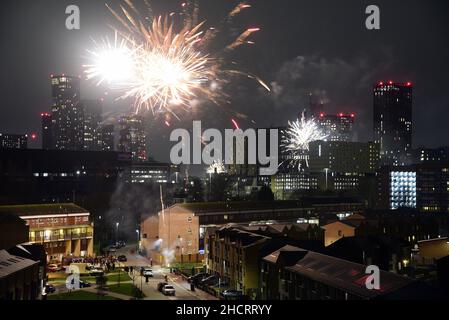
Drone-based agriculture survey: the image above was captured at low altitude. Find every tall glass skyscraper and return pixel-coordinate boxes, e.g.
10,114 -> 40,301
51,75 -> 84,150
373,81 -> 413,166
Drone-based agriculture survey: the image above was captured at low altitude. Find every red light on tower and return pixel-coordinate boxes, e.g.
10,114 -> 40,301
388,80 -> 393,85
319,113 -> 325,118
406,82 -> 412,87
350,113 -> 355,118
338,113 -> 344,117
31,133 -> 37,140
379,81 -> 384,86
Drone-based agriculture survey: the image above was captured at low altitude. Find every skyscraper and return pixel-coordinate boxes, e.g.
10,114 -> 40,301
118,115 -> 146,162
373,81 -> 413,166
41,112 -> 53,150
81,99 -> 103,151
51,75 -> 84,151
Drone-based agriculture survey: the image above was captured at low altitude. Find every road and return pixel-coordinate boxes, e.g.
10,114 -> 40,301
116,245 -> 217,301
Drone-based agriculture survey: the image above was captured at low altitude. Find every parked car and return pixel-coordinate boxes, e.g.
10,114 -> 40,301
221,289 -> 244,299
89,268 -> 104,277
47,264 -> 62,273
157,282 -> 168,292
162,285 -> 176,296
143,268 -> 153,277
200,275 -> 218,286
117,255 -> 127,262
44,284 -> 56,294
188,272 -> 207,283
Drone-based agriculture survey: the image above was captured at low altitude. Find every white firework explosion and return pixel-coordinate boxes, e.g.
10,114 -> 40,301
206,159 -> 227,174
282,112 -> 328,170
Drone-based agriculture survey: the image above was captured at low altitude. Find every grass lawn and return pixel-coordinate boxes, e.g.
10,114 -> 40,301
47,290 -> 120,300
106,272 -> 131,283
107,283 -> 145,298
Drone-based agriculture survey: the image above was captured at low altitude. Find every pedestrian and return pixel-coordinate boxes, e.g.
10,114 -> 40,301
150,258 -> 153,267
130,266 -> 133,274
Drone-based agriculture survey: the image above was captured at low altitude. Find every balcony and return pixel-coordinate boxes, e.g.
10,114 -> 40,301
29,231 -> 93,243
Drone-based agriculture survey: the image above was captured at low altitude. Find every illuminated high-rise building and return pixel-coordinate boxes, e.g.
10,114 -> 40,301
317,113 -> 355,142
51,75 -> 84,151
41,112 -> 53,150
118,115 -> 146,162
373,81 -> 413,166
81,99 -> 103,151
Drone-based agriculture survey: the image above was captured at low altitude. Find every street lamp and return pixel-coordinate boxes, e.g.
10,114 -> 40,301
116,222 -> 120,243
136,229 -> 140,252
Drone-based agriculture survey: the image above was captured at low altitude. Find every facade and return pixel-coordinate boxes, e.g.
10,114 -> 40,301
309,141 -> 380,174
373,81 -> 413,166
271,172 -> 318,200
414,147 -> 447,163
41,113 -> 53,150
377,166 -> 417,210
416,162 -> 449,212
101,124 -> 115,151
81,99 -> 103,152
118,115 -> 147,162
0,133 -> 27,149
205,227 -> 270,297
317,113 -> 355,142
0,149 -> 131,205
0,204 -> 94,262
51,75 -> 84,151
125,162 -> 178,185
377,163 -> 449,212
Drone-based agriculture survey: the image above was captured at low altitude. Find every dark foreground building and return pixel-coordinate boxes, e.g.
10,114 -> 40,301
261,245 -> 438,300
0,149 -> 131,207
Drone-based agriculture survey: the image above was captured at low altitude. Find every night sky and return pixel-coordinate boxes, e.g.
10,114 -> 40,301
1,0 -> 449,162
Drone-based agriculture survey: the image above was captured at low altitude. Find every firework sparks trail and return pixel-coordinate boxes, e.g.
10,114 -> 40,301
282,111 -> 328,171
231,118 -> 240,130
84,0 -> 269,119
206,159 -> 227,175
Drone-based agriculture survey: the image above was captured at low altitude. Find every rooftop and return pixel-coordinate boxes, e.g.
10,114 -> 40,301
263,245 -> 413,299
0,203 -> 89,217
0,250 -> 38,279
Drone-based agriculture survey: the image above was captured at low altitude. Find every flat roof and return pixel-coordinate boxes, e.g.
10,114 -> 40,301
0,203 -> 89,217
0,250 -> 38,279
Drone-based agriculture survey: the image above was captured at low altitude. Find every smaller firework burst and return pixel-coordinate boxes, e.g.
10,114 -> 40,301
206,159 -> 227,174
282,112 -> 328,171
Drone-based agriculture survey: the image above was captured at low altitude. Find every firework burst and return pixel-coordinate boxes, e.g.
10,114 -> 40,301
282,111 -> 328,170
84,0 -> 269,119
206,159 -> 227,175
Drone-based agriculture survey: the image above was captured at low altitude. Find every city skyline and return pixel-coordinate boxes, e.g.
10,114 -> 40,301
1,0 -> 449,304
1,0 -> 449,155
